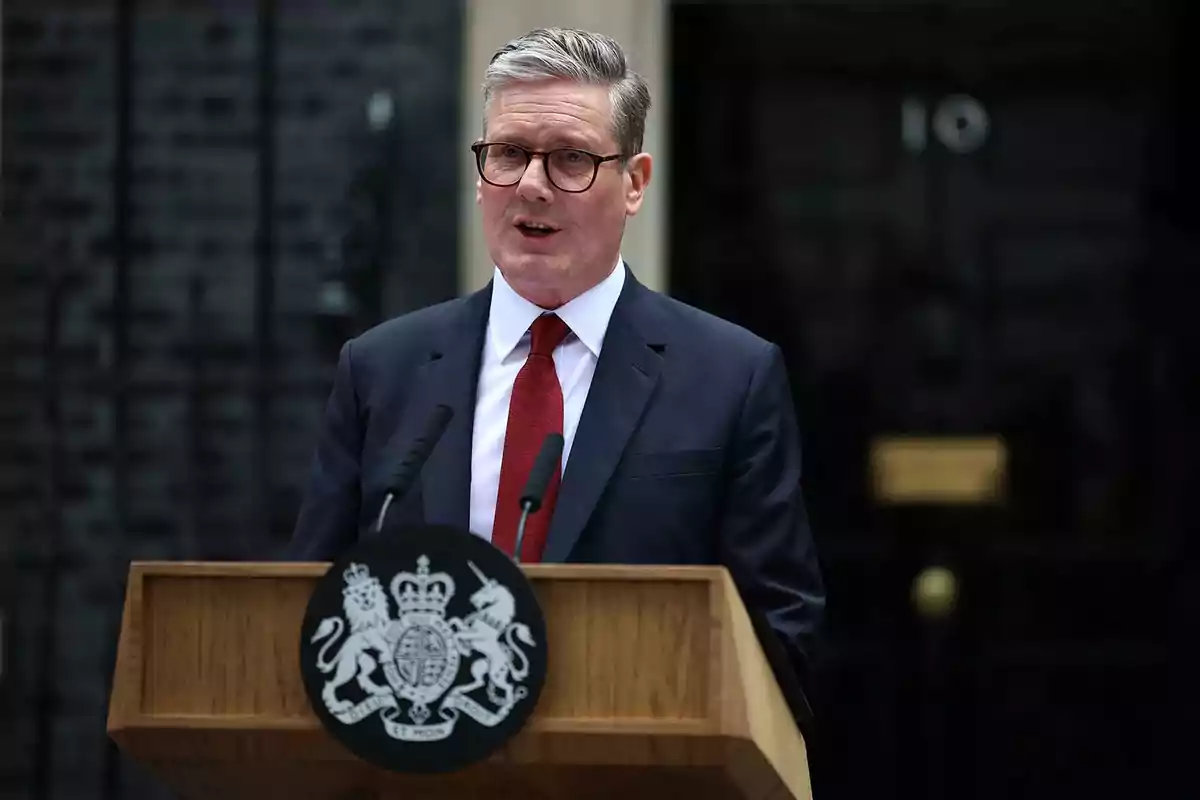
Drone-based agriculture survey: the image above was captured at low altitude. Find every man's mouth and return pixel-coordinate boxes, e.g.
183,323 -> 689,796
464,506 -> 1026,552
515,220 -> 560,239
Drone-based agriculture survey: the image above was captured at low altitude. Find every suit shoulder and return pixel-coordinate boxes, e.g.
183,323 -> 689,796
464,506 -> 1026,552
651,292 -> 775,358
348,295 -> 470,361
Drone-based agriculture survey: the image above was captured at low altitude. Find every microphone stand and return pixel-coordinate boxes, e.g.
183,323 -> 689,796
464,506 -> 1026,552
512,500 -> 536,564
510,432 -> 563,563
374,495 -> 395,535
372,404 -> 454,536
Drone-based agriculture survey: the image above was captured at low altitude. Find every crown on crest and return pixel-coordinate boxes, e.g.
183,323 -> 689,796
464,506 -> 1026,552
393,555 -> 455,616
343,562 -> 373,588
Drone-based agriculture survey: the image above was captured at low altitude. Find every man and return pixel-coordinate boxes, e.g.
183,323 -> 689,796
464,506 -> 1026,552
285,27 -> 825,702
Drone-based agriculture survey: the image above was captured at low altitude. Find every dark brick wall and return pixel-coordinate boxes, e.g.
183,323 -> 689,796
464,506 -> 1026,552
0,1 -> 462,797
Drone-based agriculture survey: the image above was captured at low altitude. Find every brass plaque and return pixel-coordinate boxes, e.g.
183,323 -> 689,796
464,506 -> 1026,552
870,436 -> 1007,505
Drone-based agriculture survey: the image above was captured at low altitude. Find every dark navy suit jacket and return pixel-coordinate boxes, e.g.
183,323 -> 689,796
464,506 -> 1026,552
285,266 -> 826,707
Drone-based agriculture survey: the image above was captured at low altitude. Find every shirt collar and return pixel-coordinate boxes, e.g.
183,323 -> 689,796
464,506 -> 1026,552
488,256 -> 626,361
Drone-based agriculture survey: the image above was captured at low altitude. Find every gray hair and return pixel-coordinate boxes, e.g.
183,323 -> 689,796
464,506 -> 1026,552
482,27 -> 651,159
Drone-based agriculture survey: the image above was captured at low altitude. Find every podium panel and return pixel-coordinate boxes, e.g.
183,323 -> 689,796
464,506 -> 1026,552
108,562 -> 811,799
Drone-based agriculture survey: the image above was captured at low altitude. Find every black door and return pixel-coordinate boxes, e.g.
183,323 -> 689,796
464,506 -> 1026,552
670,4 -> 1182,798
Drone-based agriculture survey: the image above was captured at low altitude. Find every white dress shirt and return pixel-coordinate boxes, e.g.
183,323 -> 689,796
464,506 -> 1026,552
469,258 -> 626,541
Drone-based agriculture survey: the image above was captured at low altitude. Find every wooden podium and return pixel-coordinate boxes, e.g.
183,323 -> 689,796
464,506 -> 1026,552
107,562 -> 812,799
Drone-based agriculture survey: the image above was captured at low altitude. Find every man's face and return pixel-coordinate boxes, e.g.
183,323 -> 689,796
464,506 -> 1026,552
477,79 -> 651,308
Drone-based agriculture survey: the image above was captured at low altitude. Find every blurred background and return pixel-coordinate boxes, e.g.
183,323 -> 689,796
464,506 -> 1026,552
0,1 -> 1194,798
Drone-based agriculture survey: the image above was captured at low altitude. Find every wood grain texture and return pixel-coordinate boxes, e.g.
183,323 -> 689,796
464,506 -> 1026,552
108,561 -> 811,799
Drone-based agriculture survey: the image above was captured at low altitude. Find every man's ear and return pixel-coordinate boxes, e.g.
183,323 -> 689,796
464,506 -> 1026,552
624,152 -> 652,216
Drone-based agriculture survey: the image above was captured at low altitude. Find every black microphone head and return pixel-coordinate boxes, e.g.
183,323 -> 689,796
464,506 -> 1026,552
519,433 -> 564,512
385,404 -> 454,498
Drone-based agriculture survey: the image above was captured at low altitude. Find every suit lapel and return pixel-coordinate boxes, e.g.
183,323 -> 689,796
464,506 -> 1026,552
541,276 -> 665,563
391,287 -> 490,531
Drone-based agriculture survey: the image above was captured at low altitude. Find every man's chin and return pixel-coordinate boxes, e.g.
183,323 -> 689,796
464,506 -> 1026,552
497,256 -> 576,305
502,252 -> 567,278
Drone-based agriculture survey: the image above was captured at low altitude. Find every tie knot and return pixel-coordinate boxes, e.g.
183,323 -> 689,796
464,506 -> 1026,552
529,313 -> 570,357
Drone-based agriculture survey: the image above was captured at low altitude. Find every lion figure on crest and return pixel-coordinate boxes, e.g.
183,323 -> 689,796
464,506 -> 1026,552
310,563 -> 394,713
449,562 -> 535,707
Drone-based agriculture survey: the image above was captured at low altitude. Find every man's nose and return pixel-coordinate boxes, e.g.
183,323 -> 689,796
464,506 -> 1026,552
516,155 -> 554,201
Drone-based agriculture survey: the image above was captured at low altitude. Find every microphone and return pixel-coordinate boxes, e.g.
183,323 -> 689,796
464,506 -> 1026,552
373,404 -> 454,534
512,433 -> 564,562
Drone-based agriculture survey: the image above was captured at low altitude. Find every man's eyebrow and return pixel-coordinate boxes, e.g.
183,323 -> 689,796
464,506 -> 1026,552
488,131 -> 603,150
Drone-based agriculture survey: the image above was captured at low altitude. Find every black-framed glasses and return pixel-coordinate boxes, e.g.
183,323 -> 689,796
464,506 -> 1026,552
471,142 -> 622,193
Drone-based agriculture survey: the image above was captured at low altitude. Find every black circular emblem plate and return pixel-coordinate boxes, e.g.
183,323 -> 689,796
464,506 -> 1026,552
298,524 -> 548,774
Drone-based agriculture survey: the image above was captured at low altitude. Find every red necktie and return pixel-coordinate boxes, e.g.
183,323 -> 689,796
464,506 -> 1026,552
492,313 -> 571,561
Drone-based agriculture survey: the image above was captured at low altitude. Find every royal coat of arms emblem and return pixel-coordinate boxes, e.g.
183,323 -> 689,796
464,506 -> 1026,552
298,524 -> 548,773
310,554 -> 538,741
